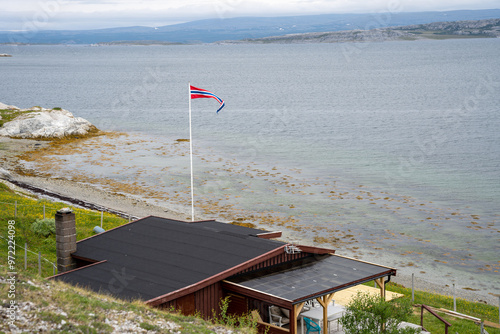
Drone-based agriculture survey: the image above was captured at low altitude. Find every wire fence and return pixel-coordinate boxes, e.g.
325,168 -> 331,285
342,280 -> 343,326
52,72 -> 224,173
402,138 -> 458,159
0,235 -> 56,275
0,199 -> 136,225
1,198 -> 135,277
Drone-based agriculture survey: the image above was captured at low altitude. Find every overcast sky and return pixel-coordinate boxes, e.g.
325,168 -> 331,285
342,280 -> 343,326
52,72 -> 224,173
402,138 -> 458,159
1,0 -> 499,31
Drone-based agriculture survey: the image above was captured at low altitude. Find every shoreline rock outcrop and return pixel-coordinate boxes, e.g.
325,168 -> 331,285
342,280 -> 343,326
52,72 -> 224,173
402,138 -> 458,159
0,103 -> 97,139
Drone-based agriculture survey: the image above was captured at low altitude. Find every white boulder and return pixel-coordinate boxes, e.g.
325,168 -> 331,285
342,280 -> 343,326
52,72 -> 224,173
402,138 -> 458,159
0,106 -> 96,139
0,167 -> 12,180
0,102 -> 20,110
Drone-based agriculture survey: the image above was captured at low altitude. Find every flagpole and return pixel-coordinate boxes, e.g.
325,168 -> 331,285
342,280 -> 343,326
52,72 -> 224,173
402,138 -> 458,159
188,82 -> 195,222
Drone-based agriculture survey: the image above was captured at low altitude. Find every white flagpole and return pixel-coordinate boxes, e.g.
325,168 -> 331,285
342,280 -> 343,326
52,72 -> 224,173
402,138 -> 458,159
188,82 -> 195,221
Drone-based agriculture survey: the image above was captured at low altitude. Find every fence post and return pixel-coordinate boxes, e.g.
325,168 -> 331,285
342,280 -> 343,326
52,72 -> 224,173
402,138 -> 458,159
453,283 -> 456,312
38,252 -> 41,275
101,211 -> 103,228
495,294 -> 500,324
24,242 -> 27,270
481,320 -> 485,334
412,273 -> 415,303
15,200 -> 17,217
420,305 -> 424,328
43,204 -> 46,219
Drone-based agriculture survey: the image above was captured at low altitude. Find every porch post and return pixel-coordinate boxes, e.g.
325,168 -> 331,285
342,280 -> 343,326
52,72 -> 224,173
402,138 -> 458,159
316,293 -> 335,333
375,278 -> 385,300
292,302 -> 305,334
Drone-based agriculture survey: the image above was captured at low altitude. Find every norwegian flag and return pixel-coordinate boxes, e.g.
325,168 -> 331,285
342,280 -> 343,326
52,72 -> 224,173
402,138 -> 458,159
190,85 -> 225,113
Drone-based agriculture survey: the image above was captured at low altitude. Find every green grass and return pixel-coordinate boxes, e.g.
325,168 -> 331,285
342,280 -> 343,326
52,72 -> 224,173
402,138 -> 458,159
0,266 -> 254,333
384,282 -> 500,334
0,181 -> 256,333
0,109 -> 37,128
0,181 -> 128,277
0,107 -> 67,128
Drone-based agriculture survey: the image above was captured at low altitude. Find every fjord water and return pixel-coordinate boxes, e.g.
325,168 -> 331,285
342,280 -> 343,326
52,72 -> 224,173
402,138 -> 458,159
1,39 -> 499,296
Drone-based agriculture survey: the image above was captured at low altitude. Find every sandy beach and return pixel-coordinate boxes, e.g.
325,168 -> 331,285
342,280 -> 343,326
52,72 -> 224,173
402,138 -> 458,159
1,135 -> 498,306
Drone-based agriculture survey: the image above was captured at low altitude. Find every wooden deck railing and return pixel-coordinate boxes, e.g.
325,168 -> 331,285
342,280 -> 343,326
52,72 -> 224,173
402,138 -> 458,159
421,304 -> 452,334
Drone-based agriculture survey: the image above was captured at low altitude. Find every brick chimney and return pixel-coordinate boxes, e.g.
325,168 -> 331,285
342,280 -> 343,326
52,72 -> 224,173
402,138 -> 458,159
55,208 -> 77,273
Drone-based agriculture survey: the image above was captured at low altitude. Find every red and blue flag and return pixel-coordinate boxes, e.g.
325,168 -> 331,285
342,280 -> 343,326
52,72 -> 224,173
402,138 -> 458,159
190,85 -> 225,113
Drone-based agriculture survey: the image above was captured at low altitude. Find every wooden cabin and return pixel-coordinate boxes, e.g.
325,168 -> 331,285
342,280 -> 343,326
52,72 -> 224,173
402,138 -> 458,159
51,215 -> 396,334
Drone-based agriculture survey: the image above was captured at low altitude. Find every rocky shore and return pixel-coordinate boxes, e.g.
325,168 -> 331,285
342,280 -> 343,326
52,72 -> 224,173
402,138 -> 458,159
0,102 -> 97,139
1,145 -> 496,305
0,104 -> 497,306
0,135 -> 188,221
225,18 -> 500,44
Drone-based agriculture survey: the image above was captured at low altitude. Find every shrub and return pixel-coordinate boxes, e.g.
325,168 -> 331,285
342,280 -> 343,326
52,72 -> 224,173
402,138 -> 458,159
31,218 -> 56,237
339,292 -> 419,334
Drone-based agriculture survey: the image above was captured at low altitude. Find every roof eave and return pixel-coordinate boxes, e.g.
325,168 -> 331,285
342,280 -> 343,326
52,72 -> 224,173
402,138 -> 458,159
222,280 -> 293,308
292,268 -> 397,304
145,245 -> 287,306
256,231 -> 282,239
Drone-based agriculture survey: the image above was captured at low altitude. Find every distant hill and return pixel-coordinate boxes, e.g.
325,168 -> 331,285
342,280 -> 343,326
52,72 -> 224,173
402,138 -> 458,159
0,9 -> 499,44
227,18 -> 500,44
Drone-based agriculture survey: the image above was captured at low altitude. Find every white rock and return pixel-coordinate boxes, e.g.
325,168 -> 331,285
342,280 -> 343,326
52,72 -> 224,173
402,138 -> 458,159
0,102 -> 20,110
26,280 -> 37,287
0,107 -> 96,139
0,167 -> 11,180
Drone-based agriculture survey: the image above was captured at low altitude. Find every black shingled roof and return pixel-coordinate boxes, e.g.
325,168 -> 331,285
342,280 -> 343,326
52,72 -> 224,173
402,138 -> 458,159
53,217 -> 284,301
228,254 -> 396,304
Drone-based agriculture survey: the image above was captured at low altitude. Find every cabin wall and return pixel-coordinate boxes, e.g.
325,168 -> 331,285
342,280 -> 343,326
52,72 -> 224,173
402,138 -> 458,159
224,291 -> 249,316
237,251 -> 309,275
195,281 -> 224,318
156,251 -> 313,320
158,282 -> 223,319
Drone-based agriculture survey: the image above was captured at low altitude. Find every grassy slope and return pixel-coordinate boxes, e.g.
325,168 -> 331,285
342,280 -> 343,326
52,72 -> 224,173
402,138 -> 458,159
0,182 -> 256,333
0,182 -> 499,333
385,283 -> 500,333
0,266 -> 256,334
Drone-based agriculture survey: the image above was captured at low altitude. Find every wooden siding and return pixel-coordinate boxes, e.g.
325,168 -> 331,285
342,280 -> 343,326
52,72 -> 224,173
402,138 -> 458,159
237,251 -> 309,275
225,292 -> 248,316
194,282 -> 223,319
158,282 -> 223,319
248,296 -> 274,323
156,248 -> 333,323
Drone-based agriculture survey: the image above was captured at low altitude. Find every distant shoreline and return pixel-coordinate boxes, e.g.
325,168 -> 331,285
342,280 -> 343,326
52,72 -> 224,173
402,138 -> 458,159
1,17 -> 498,46
0,32 -> 497,47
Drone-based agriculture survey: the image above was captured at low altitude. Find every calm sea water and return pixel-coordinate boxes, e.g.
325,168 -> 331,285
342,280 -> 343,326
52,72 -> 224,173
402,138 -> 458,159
1,39 -> 499,296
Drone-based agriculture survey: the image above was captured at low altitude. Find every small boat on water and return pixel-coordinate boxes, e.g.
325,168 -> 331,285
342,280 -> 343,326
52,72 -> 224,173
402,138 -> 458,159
0,54 -> 12,57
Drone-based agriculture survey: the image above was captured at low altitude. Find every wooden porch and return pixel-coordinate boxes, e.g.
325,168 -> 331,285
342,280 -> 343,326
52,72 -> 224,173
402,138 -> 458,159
249,283 -> 404,333
224,253 -> 400,334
